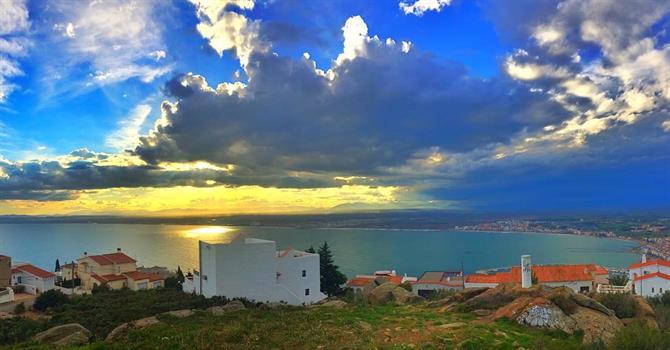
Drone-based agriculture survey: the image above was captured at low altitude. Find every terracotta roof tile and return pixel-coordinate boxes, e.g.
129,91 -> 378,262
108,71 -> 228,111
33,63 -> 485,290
11,264 -> 55,279
634,272 -> 670,282
85,252 -> 136,266
629,259 -> 670,270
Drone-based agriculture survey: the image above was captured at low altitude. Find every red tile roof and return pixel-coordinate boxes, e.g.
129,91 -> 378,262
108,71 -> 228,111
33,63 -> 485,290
122,271 -> 164,281
634,272 -> 670,282
347,277 -> 375,287
466,264 -> 601,284
85,252 -> 136,265
12,264 -> 55,279
99,274 -> 128,282
629,259 -> 670,270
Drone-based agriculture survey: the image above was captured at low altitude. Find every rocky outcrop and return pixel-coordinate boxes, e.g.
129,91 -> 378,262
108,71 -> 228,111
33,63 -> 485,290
316,300 -> 348,309
208,300 -> 246,315
33,323 -> 91,347
106,316 -> 160,341
474,284 -> 623,345
162,309 -> 195,318
632,296 -> 659,329
367,282 -> 421,305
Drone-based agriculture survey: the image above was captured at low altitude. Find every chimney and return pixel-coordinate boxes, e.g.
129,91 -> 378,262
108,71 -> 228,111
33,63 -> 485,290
117,248 -> 122,252
84,252 -> 87,256
521,255 -> 532,288
642,253 -> 647,263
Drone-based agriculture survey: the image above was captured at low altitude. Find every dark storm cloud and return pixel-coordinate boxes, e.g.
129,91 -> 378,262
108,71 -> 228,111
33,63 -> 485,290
135,44 -> 571,175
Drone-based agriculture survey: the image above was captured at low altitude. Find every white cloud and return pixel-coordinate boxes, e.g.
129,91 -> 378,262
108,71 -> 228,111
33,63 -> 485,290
399,0 -> 452,16
106,104 -> 152,151
48,0 -> 170,89
662,120 -> 670,132
0,0 -> 30,104
189,0 -> 265,68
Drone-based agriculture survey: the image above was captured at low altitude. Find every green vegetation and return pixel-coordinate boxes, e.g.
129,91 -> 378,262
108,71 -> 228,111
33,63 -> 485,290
596,293 -> 636,319
608,274 -> 629,287
33,290 -> 68,312
12,303 -> 25,315
317,241 -> 347,297
609,321 -> 670,349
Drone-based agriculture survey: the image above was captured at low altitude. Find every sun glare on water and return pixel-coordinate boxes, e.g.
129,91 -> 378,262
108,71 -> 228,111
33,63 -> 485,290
181,226 -> 238,240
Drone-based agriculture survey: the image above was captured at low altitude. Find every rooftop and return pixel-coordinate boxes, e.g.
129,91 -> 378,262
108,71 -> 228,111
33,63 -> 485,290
629,259 -> 670,270
11,264 -> 55,279
634,272 -> 670,282
466,264 -> 606,284
84,252 -> 137,265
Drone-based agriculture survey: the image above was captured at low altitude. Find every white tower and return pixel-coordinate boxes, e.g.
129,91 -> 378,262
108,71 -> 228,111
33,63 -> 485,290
521,255 -> 532,288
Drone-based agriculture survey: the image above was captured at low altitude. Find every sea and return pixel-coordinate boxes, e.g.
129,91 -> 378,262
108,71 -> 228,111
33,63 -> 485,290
0,224 -> 640,277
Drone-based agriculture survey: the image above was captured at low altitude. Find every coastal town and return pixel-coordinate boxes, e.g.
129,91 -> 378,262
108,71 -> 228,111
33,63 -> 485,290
2,235 -> 668,310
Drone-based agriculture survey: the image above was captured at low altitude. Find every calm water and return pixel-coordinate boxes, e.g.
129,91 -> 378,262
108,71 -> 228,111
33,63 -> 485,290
0,224 -> 639,277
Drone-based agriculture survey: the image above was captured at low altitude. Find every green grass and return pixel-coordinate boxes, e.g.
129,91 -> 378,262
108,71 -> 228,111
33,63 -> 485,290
5,303 -> 592,350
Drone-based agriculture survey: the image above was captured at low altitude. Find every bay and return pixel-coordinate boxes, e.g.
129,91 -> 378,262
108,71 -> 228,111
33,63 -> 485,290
0,223 -> 639,277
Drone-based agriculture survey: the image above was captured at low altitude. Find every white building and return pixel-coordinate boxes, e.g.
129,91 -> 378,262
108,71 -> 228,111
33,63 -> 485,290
629,257 -> 670,297
11,263 -> 56,294
188,238 -> 325,305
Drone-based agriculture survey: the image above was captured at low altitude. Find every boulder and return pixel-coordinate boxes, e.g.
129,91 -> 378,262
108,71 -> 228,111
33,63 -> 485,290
106,316 -> 161,341
464,284 -> 544,310
454,287 -> 489,302
368,282 -> 421,305
570,306 -> 623,344
516,302 -> 577,334
208,300 -> 246,315
573,293 -> 614,316
632,296 -> 659,329
318,300 -> 348,309
162,309 -> 195,318
33,323 -> 91,346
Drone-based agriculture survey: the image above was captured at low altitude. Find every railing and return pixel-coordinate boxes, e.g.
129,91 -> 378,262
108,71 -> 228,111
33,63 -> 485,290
597,283 -> 632,294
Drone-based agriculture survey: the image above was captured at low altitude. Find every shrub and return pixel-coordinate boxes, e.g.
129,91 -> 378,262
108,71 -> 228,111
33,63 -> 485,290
399,281 -> 413,292
33,289 -> 68,312
13,302 -> 26,315
609,321 -> 670,349
92,283 -> 111,294
60,278 -> 81,289
164,276 -> 182,289
425,289 -> 456,301
0,318 -> 48,344
12,285 -> 24,294
608,274 -> 629,286
548,294 -> 578,315
597,293 -> 636,319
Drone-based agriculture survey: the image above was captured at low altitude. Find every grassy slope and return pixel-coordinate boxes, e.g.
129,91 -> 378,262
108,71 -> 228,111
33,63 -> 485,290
11,304 -> 588,350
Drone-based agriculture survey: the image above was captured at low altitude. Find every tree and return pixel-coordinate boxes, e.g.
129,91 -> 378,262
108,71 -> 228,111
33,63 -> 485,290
317,241 -> 347,297
176,265 -> 185,285
305,246 -> 316,254
609,274 -> 629,287
54,259 -> 60,272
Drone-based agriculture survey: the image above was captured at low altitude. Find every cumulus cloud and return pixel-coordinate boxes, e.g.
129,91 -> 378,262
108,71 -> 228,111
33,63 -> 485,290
134,16 -> 568,182
0,0 -> 30,103
399,0 -> 452,16
189,0 -> 266,68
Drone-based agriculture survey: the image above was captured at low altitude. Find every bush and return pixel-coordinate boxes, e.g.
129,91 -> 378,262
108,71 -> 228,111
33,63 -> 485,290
609,321 -> 670,349
13,302 -> 26,315
597,293 -> 636,319
92,283 -> 111,294
608,274 -> 629,286
548,294 -> 578,315
33,289 -> 68,312
12,285 -> 24,294
0,318 -> 48,344
164,276 -> 182,289
399,282 -> 413,292
60,278 -> 81,289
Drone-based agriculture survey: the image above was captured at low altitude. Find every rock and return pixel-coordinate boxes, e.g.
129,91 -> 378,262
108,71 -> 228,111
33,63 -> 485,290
464,284 -> 543,310
573,293 -> 613,316
33,323 -> 91,346
390,285 -> 419,305
368,283 -> 397,305
633,296 -> 656,319
426,296 -> 453,308
53,331 -> 90,347
208,300 -> 246,315
570,306 -> 623,344
162,309 -> 195,318
106,316 -> 161,341
454,287 -> 489,302
474,309 -> 493,317
374,276 -> 391,286
515,303 -> 577,334
319,300 -> 348,309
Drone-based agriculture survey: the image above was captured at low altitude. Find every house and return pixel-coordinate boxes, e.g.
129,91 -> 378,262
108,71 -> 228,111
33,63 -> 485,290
465,264 -> 608,293
0,255 -> 10,288
60,263 -> 77,281
412,271 -> 464,297
629,257 -> 670,297
11,263 -> 56,294
346,270 -> 416,294
189,238 -> 325,305
77,249 -> 164,291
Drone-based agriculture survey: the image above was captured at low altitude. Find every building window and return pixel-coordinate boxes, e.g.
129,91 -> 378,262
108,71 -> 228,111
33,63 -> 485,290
652,287 -> 655,293
305,288 -> 310,296
302,270 -> 306,277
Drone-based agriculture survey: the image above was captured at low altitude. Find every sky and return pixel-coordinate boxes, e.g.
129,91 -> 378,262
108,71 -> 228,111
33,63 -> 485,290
0,0 -> 668,216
